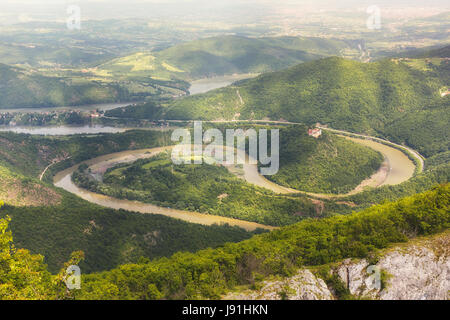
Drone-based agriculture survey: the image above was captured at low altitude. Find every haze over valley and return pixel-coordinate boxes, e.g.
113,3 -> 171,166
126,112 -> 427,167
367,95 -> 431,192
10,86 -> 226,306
0,0 -> 448,303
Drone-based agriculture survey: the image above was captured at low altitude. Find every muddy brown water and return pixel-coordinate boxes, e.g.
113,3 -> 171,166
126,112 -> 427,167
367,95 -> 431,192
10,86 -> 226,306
53,147 -> 275,231
53,136 -> 416,229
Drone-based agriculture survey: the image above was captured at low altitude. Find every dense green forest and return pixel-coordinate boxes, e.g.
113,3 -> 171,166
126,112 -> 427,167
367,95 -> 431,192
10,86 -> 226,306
1,185 -> 447,300
75,184 -> 450,300
341,163 -> 450,208
0,130 -> 173,179
0,10 -> 448,302
1,196 -> 261,274
0,35 -> 359,109
269,126 -> 383,194
162,56 -> 443,126
153,56 -> 448,156
97,35 -> 358,81
0,62 -> 188,109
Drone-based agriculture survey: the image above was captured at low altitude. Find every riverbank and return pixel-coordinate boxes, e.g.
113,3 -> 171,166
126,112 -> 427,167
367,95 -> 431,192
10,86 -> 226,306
53,147 -> 276,232
189,74 -> 258,95
53,130 -> 418,230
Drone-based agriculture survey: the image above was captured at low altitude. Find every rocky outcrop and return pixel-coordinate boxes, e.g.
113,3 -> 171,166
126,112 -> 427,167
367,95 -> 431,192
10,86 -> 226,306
336,233 -> 449,300
224,269 -> 333,300
223,232 -> 449,300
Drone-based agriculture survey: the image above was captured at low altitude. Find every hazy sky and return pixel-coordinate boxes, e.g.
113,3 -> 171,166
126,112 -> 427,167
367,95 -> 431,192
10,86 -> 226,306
0,0 -> 448,24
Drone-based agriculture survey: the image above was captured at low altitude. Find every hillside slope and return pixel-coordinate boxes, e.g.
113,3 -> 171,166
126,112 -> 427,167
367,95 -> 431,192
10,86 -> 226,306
162,55 -> 448,157
270,127 -> 384,194
1,184 -> 447,300
74,184 -> 449,300
0,63 -> 122,109
97,35 -> 357,81
0,131 -> 261,274
0,63 -> 188,109
0,165 -> 61,207
165,57 -> 444,128
225,231 -> 449,300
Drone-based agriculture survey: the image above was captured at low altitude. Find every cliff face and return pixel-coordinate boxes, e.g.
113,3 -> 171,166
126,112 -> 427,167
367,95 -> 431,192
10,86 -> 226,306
224,269 -> 334,300
224,232 -> 449,300
336,232 -> 449,300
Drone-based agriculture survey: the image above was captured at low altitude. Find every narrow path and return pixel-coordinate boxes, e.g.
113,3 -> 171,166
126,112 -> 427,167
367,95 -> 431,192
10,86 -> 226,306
39,157 -> 71,181
236,90 -> 244,105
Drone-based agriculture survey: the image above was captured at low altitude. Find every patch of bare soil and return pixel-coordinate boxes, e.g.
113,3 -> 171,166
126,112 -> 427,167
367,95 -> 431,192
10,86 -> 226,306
0,176 -> 61,207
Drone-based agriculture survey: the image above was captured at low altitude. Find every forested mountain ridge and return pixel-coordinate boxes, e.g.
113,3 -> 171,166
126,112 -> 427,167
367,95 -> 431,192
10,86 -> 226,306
0,63 -> 122,109
0,62 -> 188,109
159,55 -> 449,157
164,56 -> 445,129
75,184 -> 450,300
97,35 -> 358,81
413,44 -> 450,59
2,184 -> 447,300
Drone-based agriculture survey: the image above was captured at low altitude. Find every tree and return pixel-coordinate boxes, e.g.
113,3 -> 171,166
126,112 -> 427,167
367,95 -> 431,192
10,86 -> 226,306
0,202 -> 84,300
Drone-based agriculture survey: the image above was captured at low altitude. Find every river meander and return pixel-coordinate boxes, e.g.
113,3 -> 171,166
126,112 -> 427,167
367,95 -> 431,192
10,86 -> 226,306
53,135 -> 416,230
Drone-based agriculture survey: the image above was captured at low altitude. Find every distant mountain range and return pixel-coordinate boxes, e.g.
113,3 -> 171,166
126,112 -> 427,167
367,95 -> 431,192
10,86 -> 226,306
96,35 -> 359,81
0,63 -> 124,109
0,35 -> 360,109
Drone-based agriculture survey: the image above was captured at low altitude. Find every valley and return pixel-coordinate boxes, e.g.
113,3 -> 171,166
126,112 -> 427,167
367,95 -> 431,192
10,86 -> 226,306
189,74 -> 258,95
0,3 -> 448,302
54,127 -> 417,230
54,146 -> 276,231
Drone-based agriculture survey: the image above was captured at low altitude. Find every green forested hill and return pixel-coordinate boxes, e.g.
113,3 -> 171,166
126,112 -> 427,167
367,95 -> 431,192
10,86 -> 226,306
0,63 -> 188,109
73,184 -> 449,299
97,35 -> 357,81
270,126 -> 383,194
413,45 -> 450,59
72,152 -> 320,227
155,35 -> 355,79
0,43 -> 115,68
0,63 -> 123,109
383,97 -> 450,158
2,184 -> 448,300
161,56 -> 448,156
164,57 -> 443,129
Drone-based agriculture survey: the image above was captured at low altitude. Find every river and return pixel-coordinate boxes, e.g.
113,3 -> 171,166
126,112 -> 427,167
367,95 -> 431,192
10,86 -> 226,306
0,76 -> 259,135
0,102 -> 132,114
189,74 -> 258,95
53,147 -> 275,232
53,136 -> 416,230
0,125 -> 130,135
